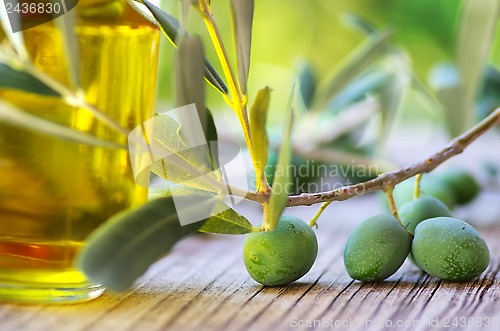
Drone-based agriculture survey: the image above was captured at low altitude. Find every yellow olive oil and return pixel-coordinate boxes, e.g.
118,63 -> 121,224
0,1 -> 159,302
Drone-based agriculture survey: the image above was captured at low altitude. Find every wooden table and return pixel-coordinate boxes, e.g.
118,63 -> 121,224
0,192 -> 499,331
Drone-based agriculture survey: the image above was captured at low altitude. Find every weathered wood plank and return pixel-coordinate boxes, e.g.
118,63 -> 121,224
0,194 -> 499,331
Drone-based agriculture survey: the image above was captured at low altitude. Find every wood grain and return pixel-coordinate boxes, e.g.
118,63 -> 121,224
0,192 -> 499,331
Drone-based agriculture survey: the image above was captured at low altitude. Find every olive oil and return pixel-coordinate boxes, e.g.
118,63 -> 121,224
0,1 -> 159,302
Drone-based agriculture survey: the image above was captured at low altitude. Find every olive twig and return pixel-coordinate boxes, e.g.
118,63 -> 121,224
308,201 -> 332,228
196,0 -> 256,174
413,173 -> 422,199
225,108 -> 500,207
384,187 -> 401,222
292,145 -> 397,174
283,107 -> 500,206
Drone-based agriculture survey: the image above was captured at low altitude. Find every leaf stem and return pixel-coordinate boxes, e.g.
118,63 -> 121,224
196,0 -> 257,175
384,187 -> 401,223
386,186 -> 414,236
413,173 -> 422,199
309,201 -> 332,228
197,1 -> 242,101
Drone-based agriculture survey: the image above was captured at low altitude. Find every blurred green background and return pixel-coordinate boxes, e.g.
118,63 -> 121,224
155,0 -> 500,129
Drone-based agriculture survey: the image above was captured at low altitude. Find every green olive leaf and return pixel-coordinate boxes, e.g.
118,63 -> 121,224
437,86 -> 469,136
0,5 -> 28,60
298,98 -> 378,147
77,189 -> 208,292
78,184 -> 251,292
0,100 -> 123,149
134,0 -> 228,94
148,187 -> 251,236
327,66 -> 390,113
455,0 -> 500,134
0,63 -> 59,96
230,0 -> 254,94
53,7 -> 80,90
477,66 -> 500,121
409,74 -> 444,119
428,63 -> 469,136
250,87 -> 271,191
342,13 -> 377,36
176,36 -> 206,113
378,51 -> 412,145
314,28 -> 394,109
265,87 -> 295,231
302,66 -> 390,148
175,36 -> 220,172
198,203 -> 253,235
205,108 -> 219,170
297,60 -> 317,110
136,113 -> 221,192
176,35 -> 211,169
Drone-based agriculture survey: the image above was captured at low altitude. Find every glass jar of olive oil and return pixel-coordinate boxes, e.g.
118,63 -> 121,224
0,0 -> 159,303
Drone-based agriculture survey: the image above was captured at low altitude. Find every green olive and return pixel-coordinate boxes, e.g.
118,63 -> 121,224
393,176 -> 456,210
438,169 -> 480,205
243,216 -> 318,286
412,217 -> 490,282
344,214 -> 412,282
399,196 -> 453,234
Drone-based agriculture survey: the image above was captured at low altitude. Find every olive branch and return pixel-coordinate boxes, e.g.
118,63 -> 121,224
205,106 -> 500,223
1,0 -> 498,291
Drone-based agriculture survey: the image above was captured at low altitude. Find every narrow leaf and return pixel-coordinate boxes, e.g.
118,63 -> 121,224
0,63 -> 59,96
205,108 -> 219,169
130,112 -> 221,192
378,51 -> 412,145
477,65 -> 500,121
0,0 -> 29,60
410,74 -> 445,119
230,0 -> 254,93
327,66 -> 389,113
176,36 -> 210,168
429,63 -> 469,136
315,28 -> 394,108
437,86 -> 469,136
134,0 -> 228,94
53,6 -> 80,89
297,60 -> 317,109
456,0 -> 500,134
77,193 -> 204,292
78,185 -> 250,290
249,87 -> 271,191
176,36 -> 205,123
149,185 -> 250,235
0,100 -> 123,149
265,87 -> 295,230
299,97 -> 378,146
342,13 -> 377,36
198,203 -> 253,234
